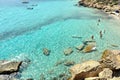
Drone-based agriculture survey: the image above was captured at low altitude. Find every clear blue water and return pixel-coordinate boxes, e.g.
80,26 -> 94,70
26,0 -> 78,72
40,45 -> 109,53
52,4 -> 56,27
0,0 -> 120,80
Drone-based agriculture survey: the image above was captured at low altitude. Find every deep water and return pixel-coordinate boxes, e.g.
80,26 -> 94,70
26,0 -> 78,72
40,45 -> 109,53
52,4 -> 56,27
0,0 -> 120,80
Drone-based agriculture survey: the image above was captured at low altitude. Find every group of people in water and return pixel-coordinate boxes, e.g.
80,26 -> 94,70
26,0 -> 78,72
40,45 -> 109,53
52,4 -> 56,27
91,18 -> 105,40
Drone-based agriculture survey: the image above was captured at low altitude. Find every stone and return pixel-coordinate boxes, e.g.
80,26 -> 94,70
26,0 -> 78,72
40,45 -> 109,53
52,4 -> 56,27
40,74 -> 45,80
82,44 -> 96,53
55,60 -> 64,66
0,75 -> 9,80
69,60 -> 103,80
26,78 -> 34,80
0,61 -> 22,74
59,73 -> 66,78
64,60 -> 75,66
75,44 -> 84,51
100,50 -> 120,70
99,68 -> 113,79
85,77 -> 107,80
64,47 -> 73,56
109,77 -> 120,80
43,48 -> 51,56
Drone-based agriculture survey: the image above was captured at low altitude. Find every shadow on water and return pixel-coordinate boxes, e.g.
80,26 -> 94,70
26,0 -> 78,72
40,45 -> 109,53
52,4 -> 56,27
0,13 -> 112,41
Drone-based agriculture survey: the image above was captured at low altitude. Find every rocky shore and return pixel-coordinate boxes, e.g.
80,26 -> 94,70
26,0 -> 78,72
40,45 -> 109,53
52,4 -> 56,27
78,0 -> 120,19
68,49 -> 120,80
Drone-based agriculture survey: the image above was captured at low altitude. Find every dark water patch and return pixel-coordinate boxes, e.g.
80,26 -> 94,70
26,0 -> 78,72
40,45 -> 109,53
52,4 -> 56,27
0,14 -> 108,41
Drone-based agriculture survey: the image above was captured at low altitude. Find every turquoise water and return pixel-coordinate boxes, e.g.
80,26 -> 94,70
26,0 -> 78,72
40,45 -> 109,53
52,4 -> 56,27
0,0 -> 120,79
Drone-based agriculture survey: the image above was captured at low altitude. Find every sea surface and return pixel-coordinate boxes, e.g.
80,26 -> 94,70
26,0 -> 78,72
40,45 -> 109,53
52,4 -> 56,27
0,0 -> 120,80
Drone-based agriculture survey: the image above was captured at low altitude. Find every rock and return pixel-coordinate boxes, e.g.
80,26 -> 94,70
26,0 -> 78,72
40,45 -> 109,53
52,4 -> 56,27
85,77 -> 107,80
99,68 -> 113,79
69,60 -> 103,80
0,61 -> 22,74
83,44 -> 96,53
40,74 -> 45,80
43,48 -> 51,56
26,78 -> 34,80
52,77 -> 58,80
75,44 -> 84,51
64,47 -> 73,56
83,40 -> 96,45
111,44 -> 119,47
100,50 -> 120,70
64,60 -> 75,66
27,7 -> 33,10
0,75 -> 9,80
55,60 -> 64,66
59,73 -> 66,78
109,77 -> 120,80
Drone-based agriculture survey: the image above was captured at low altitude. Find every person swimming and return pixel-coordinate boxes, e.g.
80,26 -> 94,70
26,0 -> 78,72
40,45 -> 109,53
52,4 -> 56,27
99,30 -> 103,39
97,18 -> 101,26
91,35 -> 94,40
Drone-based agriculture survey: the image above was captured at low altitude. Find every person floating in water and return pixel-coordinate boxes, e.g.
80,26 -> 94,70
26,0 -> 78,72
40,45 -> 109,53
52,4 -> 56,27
97,18 -> 101,26
99,30 -> 103,39
91,35 -> 94,40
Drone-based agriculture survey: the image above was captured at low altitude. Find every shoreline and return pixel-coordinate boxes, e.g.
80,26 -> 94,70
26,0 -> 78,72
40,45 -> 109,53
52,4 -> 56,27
78,0 -> 120,20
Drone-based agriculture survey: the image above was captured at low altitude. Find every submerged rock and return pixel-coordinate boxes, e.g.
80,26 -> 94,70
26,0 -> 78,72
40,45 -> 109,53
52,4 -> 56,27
64,60 -> 75,67
40,74 -> 45,80
100,50 -> 120,70
69,60 -> 103,80
82,44 -> 96,53
55,60 -> 64,66
75,44 -> 84,51
43,48 -> 51,56
0,61 -> 22,74
64,47 -> 73,56
26,78 -> 34,80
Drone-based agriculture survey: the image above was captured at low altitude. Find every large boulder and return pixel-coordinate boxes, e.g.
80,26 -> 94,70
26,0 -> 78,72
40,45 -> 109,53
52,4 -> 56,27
99,68 -> 113,79
100,50 -> 120,70
0,61 -> 22,74
69,60 -> 103,80
64,47 -> 73,56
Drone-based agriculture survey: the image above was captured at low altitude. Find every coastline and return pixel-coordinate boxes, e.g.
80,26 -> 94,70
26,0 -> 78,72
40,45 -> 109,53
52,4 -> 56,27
78,0 -> 120,20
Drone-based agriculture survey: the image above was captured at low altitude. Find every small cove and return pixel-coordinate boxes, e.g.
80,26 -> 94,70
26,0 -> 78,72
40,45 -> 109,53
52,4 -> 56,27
0,0 -> 120,79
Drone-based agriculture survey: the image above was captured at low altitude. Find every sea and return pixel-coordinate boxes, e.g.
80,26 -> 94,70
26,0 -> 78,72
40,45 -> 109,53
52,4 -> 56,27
0,0 -> 120,80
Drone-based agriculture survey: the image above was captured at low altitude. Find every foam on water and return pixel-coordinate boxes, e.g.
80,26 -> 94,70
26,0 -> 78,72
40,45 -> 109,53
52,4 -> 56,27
0,0 -> 120,80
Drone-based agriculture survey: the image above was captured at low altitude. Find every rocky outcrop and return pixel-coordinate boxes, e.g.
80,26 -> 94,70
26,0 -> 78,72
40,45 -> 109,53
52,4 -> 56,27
78,0 -> 120,17
69,49 -> 120,80
100,50 -> 120,70
64,47 -> 73,56
69,60 -> 103,80
99,68 -> 113,79
0,61 -> 22,74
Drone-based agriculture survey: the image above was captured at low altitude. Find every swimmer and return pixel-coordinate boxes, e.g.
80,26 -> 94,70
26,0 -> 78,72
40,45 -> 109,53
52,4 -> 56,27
100,33 -> 102,39
91,35 -> 94,40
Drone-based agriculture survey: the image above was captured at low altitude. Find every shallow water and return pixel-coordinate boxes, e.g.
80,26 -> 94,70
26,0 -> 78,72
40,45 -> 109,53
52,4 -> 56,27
0,0 -> 120,80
